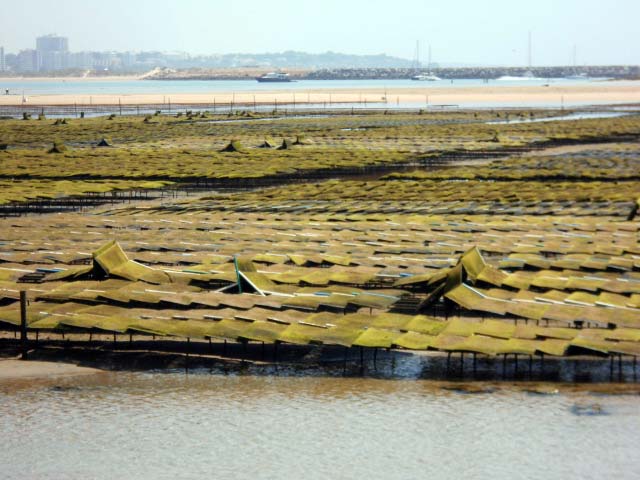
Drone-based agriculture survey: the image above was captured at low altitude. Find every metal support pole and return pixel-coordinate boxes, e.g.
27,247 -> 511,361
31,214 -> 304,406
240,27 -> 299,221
233,255 -> 243,294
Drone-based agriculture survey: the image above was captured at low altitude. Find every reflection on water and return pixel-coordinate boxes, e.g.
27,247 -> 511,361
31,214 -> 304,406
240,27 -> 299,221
486,111 -> 629,124
1,372 -> 639,480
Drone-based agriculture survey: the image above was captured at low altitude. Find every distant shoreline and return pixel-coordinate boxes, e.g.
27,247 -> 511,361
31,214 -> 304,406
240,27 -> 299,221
0,83 -> 638,108
0,75 -> 141,82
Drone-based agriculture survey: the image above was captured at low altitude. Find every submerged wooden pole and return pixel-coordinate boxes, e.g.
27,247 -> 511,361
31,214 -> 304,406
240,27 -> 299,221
610,355 -> 614,379
343,346 -> 348,374
618,354 -> 623,380
502,354 -> 507,378
20,290 -> 28,360
473,352 -> 477,376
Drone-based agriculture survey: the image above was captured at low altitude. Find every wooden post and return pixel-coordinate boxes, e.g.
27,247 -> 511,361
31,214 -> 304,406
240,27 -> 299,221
20,291 -> 28,360
618,354 -> 623,380
502,354 -> 507,379
343,346 -> 348,374
610,355 -> 614,379
186,338 -> 190,373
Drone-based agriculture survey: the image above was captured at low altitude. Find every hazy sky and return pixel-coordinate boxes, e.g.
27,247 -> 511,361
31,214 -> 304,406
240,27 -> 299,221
1,0 -> 639,65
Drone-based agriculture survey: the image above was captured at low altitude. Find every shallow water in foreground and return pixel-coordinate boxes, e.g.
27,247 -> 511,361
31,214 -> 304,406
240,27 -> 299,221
1,372 -> 639,480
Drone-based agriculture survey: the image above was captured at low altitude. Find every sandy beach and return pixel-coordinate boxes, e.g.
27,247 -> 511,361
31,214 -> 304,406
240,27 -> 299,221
0,83 -> 638,107
0,358 -> 103,380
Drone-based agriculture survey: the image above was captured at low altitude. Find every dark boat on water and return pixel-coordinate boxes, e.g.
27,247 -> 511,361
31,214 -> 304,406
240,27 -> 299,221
256,72 -> 293,83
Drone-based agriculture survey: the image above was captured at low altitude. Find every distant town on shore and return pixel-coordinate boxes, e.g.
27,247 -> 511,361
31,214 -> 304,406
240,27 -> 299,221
1,34 -> 639,80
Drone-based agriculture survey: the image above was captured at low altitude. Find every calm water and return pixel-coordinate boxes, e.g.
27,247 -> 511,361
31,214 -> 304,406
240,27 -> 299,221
2,78 -> 638,109
1,371 -> 639,480
0,78 -> 610,96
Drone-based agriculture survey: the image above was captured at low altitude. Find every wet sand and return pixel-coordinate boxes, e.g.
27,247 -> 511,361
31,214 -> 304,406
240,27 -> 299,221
0,83 -> 638,106
0,359 -> 103,380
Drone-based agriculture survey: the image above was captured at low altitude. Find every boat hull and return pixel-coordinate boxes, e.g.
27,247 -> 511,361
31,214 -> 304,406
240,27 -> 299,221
256,77 -> 293,83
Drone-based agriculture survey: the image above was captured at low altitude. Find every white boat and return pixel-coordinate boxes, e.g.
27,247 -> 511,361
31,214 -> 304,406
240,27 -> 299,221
256,72 -> 293,83
411,73 -> 441,81
497,75 -> 543,81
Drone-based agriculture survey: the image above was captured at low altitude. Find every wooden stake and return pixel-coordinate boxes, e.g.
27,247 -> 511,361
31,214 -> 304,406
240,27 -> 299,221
20,291 -> 28,360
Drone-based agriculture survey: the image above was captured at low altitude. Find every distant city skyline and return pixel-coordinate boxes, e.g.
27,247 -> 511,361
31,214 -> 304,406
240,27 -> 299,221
1,0 -> 639,66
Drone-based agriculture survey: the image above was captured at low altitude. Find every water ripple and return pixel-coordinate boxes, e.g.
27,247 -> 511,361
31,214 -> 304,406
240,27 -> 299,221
1,373 -> 639,480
